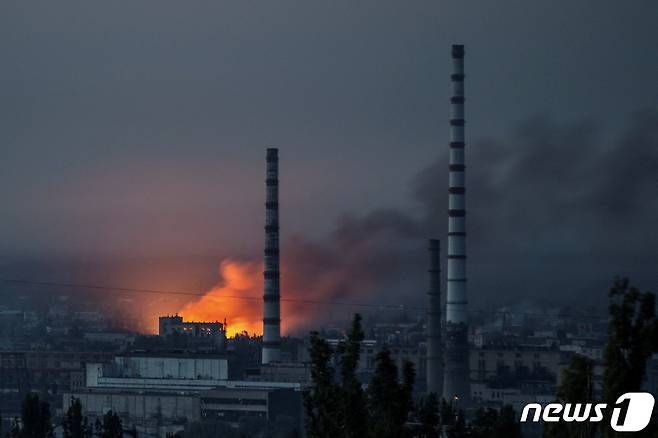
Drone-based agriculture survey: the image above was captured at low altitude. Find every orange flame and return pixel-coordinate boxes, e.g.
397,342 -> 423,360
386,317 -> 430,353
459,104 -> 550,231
174,243 -> 372,339
178,260 -> 264,337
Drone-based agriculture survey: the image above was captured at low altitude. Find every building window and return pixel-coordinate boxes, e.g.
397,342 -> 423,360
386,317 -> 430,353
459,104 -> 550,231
202,397 -> 267,406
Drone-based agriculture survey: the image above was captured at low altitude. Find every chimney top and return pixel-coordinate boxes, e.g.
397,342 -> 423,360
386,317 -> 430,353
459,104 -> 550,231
452,44 -> 465,59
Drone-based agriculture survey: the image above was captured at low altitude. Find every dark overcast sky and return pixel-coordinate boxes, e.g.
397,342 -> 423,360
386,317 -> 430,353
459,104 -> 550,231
0,1 -> 656,309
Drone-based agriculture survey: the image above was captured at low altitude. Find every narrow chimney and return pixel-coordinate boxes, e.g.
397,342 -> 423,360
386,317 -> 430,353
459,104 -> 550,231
426,239 -> 443,396
262,147 -> 281,364
443,44 -> 471,404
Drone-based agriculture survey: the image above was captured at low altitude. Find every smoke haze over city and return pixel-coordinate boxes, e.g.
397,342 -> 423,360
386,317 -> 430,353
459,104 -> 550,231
1,3 -> 657,437
0,1 -> 656,331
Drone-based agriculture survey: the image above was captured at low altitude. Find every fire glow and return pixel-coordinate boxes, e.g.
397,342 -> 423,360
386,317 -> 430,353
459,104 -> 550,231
168,236 -> 386,339
174,255 -> 345,338
178,260 -> 264,337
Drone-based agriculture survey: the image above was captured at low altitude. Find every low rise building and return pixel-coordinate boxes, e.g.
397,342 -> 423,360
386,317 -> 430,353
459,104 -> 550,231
158,315 -> 226,350
66,352 -> 302,437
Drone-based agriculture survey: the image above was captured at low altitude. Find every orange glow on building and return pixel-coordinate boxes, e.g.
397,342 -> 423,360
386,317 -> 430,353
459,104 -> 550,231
178,260 -> 264,337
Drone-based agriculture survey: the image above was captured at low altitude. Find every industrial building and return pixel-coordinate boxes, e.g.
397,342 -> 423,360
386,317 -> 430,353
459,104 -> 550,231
0,350 -> 114,417
65,351 -> 303,437
158,315 -> 226,349
200,387 -> 301,423
86,352 -> 229,391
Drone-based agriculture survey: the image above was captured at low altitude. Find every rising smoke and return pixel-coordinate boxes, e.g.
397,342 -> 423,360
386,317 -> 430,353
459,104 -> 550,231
3,112 -> 654,334
180,110 -> 657,334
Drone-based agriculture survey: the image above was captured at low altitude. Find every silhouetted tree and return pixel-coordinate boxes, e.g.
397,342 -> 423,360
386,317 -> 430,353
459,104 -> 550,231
401,361 -> 416,419
602,277 -> 658,437
286,429 -> 301,438
9,417 -> 21,438
603,277 -> 658,401
17,393 -> 53,438
304,332 -> 341,438
470,407 -> 496,438
544,354 -> 596,438
471,405 -> 520,438
544,278 -> 657,437
304,314 -> 416,438
337,314 -> 367,438
415,393 -> 439,438
367,348 -> 415,438
496,405 -> 521,438
448,411 -> 468,438
62,397 -> 90,438
99,411 -> 122,438
439,400 -> 468,438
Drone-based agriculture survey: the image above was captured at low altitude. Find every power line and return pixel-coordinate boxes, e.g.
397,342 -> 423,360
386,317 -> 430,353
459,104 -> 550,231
0,278 -> 608,321
0,278 -> 424,310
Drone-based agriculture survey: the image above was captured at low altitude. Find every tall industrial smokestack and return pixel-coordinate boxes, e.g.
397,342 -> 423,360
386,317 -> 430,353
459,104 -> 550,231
426,239 -> 443,396
262,147 -> 281,364
443,44 -> 471,404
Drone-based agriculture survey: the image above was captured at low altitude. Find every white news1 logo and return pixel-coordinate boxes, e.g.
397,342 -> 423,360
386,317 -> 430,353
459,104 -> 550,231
521,392 -> 656,432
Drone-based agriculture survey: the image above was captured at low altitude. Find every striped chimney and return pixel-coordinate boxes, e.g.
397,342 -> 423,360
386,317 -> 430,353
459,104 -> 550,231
443,44 -> 471,404
262,147 -> 281,364
426,239 -> 443,396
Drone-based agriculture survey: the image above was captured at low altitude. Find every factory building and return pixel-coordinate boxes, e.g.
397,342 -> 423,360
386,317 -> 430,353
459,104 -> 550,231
249,362 -> 312,385
158,315 -> 226,349
200,387 -> 301,424
65,351 -> 302,437
469,346 -> 565,390
85,352 -> 229,391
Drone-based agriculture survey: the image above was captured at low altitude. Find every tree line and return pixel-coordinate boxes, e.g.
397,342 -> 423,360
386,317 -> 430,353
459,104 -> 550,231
303,313 -> 521,438
545,277 -> 658,438
1,395 -> 125,438
304,278 -> 658,438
